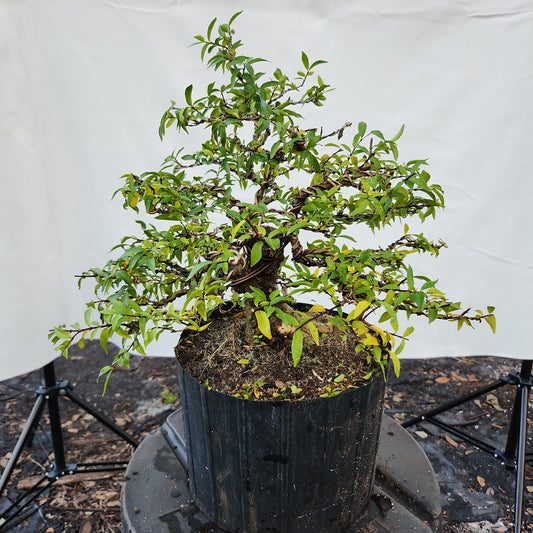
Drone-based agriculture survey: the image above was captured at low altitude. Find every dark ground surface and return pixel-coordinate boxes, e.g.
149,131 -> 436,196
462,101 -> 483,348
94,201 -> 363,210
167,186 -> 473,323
0,342 -> 531,532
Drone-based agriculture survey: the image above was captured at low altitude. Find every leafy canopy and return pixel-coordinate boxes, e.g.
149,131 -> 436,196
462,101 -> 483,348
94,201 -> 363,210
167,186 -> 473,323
50,12 -> 495,391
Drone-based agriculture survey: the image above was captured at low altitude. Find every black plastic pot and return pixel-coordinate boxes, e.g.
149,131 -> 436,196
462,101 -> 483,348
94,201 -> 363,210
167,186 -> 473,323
176,360 -> 385,533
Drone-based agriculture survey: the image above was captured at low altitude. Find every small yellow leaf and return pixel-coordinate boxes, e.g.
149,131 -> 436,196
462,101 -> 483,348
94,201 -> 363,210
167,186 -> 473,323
485,314 -> 497,334
255,310 -> 272,340
309,304 -> 325,313
389,350 -> 401,377
362,334 -> 379,346
348,300 -> 372,321
129,193 -> 140,208
231,219 -> 246,240
237,359 -> 249,365
370,325 -> 388,344
307,321 -> 320,345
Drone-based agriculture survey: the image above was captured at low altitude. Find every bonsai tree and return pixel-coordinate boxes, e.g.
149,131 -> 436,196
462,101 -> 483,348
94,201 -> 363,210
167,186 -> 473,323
50,12 -> 495,397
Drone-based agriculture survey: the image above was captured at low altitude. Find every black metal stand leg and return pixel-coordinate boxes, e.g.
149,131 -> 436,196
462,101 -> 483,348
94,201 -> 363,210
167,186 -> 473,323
0,394 -> 46,497
513,383 -> 528,533
512,362 -> 531,533
66,388 -> 138,447
0,360 -> 138,531
44,363 -> 68,474
403,378 -> 507,429
402,359 -> 532,532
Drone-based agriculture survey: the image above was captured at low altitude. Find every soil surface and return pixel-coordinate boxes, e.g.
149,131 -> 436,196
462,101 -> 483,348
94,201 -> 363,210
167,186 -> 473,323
177,307 -> 378,400
0,341 -> 532,532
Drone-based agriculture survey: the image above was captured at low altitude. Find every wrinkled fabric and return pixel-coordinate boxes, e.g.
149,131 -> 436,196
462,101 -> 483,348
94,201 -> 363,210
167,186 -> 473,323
1,0 -> 532,379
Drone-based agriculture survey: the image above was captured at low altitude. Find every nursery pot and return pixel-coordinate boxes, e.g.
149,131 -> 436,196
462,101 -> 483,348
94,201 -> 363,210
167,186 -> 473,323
176,358 -> 385,533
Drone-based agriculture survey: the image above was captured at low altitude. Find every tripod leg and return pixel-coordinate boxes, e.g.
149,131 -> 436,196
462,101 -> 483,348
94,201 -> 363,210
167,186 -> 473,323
0,393 -> 46,496
403,378 -> 506,428
504,361 -> 532,464
43,363 -> 68,473
513,381 -> 529,533
24,396 -> 46,449
65,389 -> 138,447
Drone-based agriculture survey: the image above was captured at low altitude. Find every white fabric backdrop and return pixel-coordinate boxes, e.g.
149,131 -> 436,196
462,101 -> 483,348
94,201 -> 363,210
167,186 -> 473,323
2,0 -> 532,379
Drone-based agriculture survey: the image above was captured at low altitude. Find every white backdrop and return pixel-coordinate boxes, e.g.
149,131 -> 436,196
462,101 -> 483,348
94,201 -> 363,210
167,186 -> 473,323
2,0 -> 533,380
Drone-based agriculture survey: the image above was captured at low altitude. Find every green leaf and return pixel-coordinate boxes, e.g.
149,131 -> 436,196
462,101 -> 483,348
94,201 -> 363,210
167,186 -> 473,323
380,301 -> 398,332
250,241 -> 264,267
358,121 -> 367,137
391,124 -> 405,142
53,327 -> 71,341
306,152 -> 321,171
255,118 -> 271,136
390,142 -> 399,160
301,51 -> 309,70
406,265 -> 414,291
99,327 -> 111,354
421,279 -> 437,290
395,340 -> 406,356
111,299 -> 131,316
228,10 -> 243,25
98,366 -> 113,395
291,329 -> 304,366
402,326 -> 415,337
186,260 -> 212,281
98,365 -> 113,380
185,84 -> 193,106
207,17 -> 217,40
310,59 -> 327,69
255,310 -> 272,339
412,292 -> 425,311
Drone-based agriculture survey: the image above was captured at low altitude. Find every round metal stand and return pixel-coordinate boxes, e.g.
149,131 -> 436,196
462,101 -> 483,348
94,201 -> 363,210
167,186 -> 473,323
122,411 -> 442,532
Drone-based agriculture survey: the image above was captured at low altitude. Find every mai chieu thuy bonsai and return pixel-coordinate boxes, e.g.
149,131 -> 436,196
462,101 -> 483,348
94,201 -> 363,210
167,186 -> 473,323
50,12 -> 495,532
50,13 -> 495,533
50,12 -> 494,394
